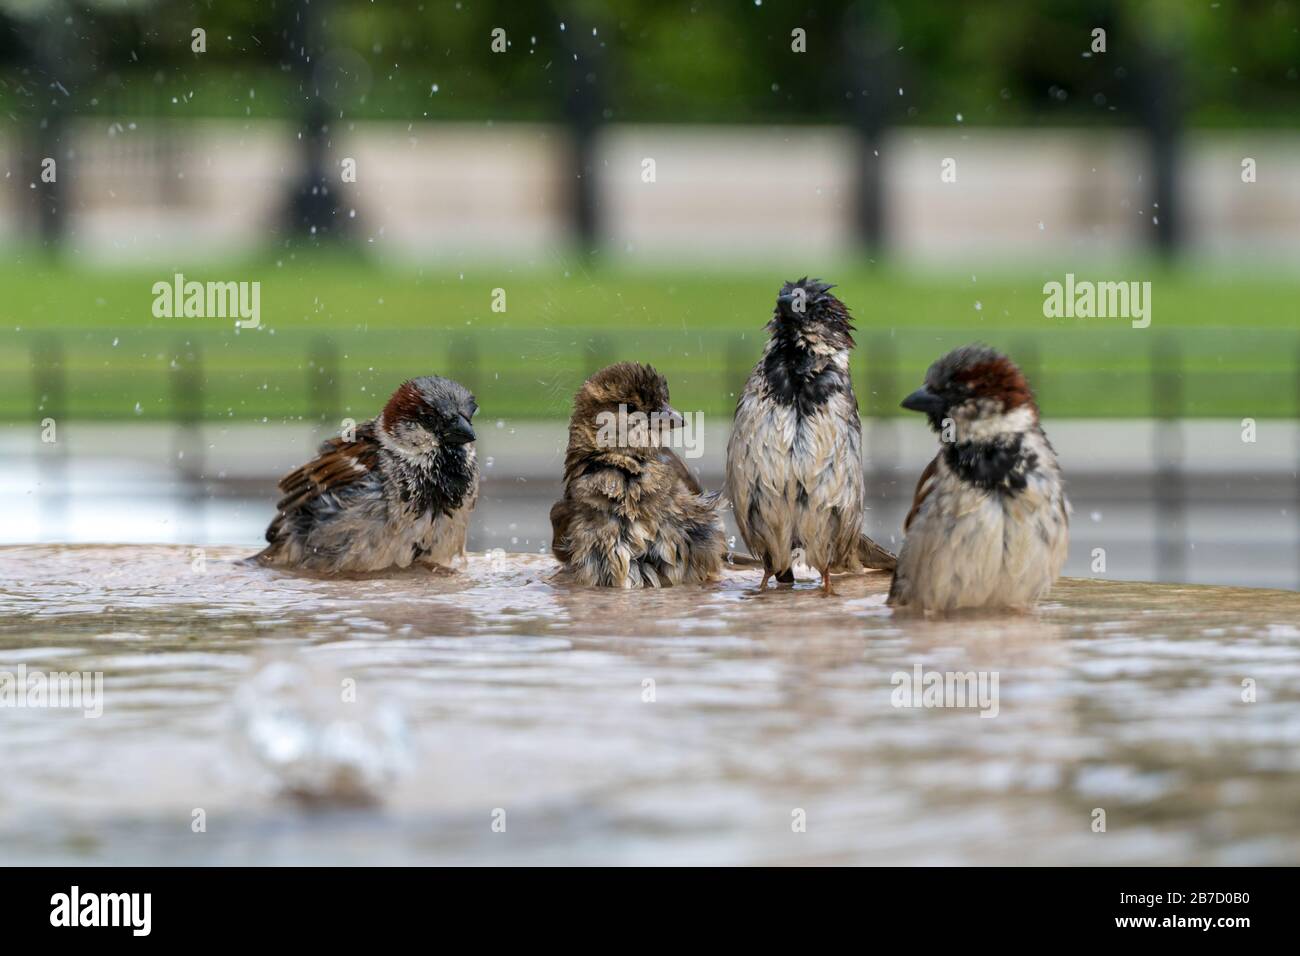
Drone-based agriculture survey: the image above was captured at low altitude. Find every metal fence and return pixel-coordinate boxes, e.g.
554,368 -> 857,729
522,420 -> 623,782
18,327 -> 1300,420
19,327 -> 1300,587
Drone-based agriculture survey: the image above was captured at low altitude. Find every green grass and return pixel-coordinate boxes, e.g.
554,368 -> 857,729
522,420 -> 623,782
3,253 -> 1299,424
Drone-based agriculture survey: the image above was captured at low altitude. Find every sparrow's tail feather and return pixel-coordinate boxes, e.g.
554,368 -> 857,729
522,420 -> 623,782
248,543 -> 278,566
724,549 -> 764,568
857,533 -> 898,572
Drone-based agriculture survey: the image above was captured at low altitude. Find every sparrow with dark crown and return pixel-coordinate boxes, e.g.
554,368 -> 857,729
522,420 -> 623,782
725,278 -> 895,595
550,362 -> 725,587
254,375 -> 479,573
888,345 -> 1070,612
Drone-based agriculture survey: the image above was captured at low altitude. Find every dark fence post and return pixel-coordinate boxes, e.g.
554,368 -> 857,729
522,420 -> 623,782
283,0 -> 345,241
18,16 -> 73,250
449,334 -> 481,399
33,335 -> 67,538
171,339 -> 205,544
1136,40 -> 1184,256
864,334 -> 898,509
308,336 -> 341,434
841,0 -> 895,252
1016,338 -> 1041,406
558,10 -> 607,256
1152,336 -> 1185,582
726,336 -> 751,413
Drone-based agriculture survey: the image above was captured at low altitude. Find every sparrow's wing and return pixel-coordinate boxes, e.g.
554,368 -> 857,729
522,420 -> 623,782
273,420 -> 381,515
546,465 -> 631,574
647,450 -> 754,567
658,448 -> 703,496
857,533 -> 897,571
903,454 -> 940,533
549,498 -> 573,564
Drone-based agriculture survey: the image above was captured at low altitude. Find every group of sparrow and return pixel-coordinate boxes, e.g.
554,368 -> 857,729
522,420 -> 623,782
254,278 -> 1071,613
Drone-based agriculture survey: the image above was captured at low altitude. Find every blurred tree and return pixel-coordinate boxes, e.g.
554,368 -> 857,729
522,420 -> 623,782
0,0 -> 1291,126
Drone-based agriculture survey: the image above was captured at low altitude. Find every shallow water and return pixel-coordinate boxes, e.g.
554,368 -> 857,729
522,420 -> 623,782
1,545 -> 1298,865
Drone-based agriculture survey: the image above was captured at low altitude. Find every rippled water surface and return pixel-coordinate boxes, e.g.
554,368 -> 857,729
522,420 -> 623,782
2,545 -> 1298,865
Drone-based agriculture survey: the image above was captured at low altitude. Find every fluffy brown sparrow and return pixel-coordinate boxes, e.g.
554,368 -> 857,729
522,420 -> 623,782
254,375 -> 479,573
725,278 -> 895,595
887,345 -> 1070,612
550,362 -> 725,587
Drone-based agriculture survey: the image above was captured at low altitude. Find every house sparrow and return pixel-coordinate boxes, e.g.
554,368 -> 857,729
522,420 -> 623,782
887,345 -> 1070,612
550,362 -> 725,587
254,375 -> 479,573
725,278 -> 894,595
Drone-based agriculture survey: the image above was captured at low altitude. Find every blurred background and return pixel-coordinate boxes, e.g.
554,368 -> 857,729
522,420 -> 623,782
1,0 -> 1297,587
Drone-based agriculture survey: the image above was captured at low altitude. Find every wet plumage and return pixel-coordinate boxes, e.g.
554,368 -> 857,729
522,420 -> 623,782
725,278 -> 895,595
254,375 -> 479,573
550,363 -> 725,587
888,345 -> 1070,612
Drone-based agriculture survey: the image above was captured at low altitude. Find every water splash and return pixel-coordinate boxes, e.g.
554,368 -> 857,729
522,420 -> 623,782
233,657 -> 409,806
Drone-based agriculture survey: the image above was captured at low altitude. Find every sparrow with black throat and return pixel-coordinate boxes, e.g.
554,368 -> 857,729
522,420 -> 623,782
254,375 -> 479,573
725,278 -> 895,596
550,362 -> 725,587
887,345 -> 1070,612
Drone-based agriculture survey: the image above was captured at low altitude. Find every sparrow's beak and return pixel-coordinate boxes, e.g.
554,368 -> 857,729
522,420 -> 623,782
900,385 -> 944,416
445,415 -> 476,445
661,406 -> 685,429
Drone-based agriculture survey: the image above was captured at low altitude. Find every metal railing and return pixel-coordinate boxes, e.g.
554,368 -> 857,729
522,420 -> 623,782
19,328 -> 1300,586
